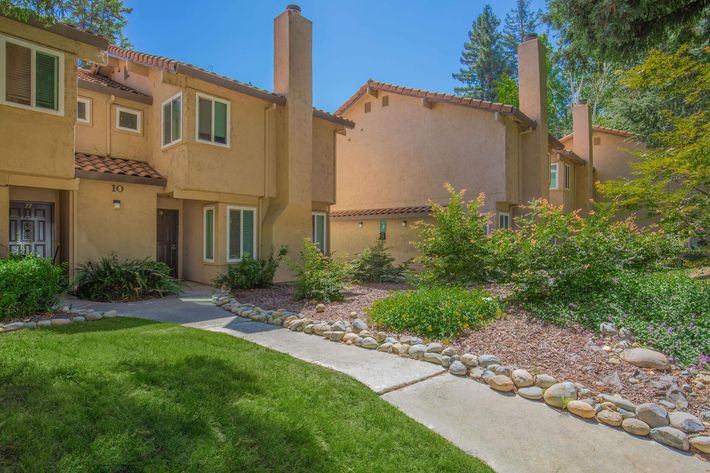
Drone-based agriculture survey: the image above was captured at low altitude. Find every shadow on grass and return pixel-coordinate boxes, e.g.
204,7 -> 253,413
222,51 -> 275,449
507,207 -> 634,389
0,327 -> 335,472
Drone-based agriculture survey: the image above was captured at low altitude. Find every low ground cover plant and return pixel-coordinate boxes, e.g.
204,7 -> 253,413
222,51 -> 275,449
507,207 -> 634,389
350,240 -> 407,283
292,240 -> 349,302
368,286 -> 502,340
74,255 -> 180,302
214,247 -> 288,290
526,270 -> 709,366
0,254 -> 65,319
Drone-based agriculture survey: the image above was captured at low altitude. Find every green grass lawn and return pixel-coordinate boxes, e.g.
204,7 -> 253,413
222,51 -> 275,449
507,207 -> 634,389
0,318 -> 492,473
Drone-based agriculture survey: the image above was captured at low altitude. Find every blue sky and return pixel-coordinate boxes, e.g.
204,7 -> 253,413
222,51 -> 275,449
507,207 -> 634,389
123,0 -> 548,112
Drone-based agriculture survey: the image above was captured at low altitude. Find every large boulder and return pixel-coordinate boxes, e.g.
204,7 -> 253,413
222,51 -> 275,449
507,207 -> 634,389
620,348 -> 670,370
543,382 -> 578,408
635,403 -> 669,429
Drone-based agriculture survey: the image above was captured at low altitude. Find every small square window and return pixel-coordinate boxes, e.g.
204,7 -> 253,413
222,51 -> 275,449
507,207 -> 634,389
364,102 -> 371,113
550,163 -> 559,189
498,213 -> 510,230
77,97 -> 91,123
382,96 -> 389,107
115,106 -> 141,133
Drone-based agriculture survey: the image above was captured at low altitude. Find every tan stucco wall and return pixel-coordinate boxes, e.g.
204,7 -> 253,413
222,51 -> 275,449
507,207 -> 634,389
331,217 -> 428,264
334,92 -> 508,213
312,119 -> 337,204
74,179 -> 158,265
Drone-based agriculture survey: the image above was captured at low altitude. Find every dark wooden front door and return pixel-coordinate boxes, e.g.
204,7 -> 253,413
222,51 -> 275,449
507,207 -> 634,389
9,202 -> 53,257
157,209 -> 179,277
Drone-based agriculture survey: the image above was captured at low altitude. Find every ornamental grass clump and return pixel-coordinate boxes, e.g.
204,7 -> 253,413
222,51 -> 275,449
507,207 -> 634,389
368,286 -> 502,340
74,254 -> 180,302
0,254 -> 66,319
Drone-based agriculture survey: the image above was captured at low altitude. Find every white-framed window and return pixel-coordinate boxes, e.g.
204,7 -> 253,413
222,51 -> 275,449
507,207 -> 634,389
77,96 -> 91,123
564,163 -> 571,190
162,92 -> 182,148
498,212 -> 510,230
312,212 -> 327,252
227,206 -> 256,262
196,92 -> 229,147
550,163 -> 559,189
0,34 -> 64,115
203,206 -> 215,262
115,105 -> 141,133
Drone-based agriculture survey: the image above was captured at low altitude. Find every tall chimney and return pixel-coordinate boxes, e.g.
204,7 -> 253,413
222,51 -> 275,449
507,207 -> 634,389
572,100 -> 594,210
267,4 -> 314,280
517,34 -> 549,202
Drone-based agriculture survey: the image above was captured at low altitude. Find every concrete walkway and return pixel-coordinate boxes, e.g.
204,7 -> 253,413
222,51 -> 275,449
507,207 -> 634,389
68,287 -> 708,473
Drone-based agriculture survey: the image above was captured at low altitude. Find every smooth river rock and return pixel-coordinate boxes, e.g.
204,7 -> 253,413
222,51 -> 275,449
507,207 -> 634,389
517,386 -> 544,400
650,427 -> 689,451
635,403 -> 669,428
543,382 -> 578,408
488,375 -> 515,392
620,348 -> 670,370
534,374 -> 556,389
567,400 -> 595,419
621,418 -> 651,436
597,410 -> 623,427
689,436 -> 710,453
511,369 -> 534,388
668,411 -> 704,433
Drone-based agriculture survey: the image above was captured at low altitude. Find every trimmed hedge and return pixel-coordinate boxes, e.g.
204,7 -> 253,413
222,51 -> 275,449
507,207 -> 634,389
0,255 -> 65,319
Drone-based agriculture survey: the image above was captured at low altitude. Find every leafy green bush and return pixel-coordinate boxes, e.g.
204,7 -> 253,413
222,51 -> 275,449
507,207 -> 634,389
526,270 -> 709,366
413,184 -> 491,286
0,255 -> 65,319
368,287 -> 502,340
496,200 -> 682,300
292,240 -> 349,302
350,240 -> 407,283
75,255 -> 180,302
214,247 -> 287,290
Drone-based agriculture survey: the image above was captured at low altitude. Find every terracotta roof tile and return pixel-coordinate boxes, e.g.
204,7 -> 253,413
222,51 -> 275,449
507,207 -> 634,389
331,205 -> 432,218
559,125 -> 637,142
77,69 -> 149,98
75,153 -> 164,181
336,80 -> 536,128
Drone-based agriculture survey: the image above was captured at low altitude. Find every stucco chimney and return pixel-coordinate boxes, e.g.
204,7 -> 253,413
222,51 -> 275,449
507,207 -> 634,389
268,4 -> 314,280
572,101 -> 594,209
517,34 -> 549,202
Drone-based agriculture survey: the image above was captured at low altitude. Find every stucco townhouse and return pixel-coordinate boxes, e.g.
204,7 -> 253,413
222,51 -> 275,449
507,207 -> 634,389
330,34 -> 643,263
0,5 -> 353,283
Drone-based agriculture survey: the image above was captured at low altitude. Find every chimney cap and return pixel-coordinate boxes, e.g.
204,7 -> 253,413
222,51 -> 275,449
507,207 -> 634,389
577,99 -> 588,105
286,4 -> 301,13
523,33 -> 538,42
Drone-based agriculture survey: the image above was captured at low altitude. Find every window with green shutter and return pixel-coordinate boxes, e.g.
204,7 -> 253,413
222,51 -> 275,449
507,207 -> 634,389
2,36 -> 63,113
162,93 -> 182,147
196,93 -> 230,146
379,220 -> 387,240
204,207 -> 214,261
312,213 -> 327,253
228,207 -> 256,262
35,51 -> 58,110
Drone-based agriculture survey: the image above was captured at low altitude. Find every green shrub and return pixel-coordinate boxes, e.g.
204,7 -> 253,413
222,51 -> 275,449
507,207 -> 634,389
413,184 -> 491,286
497,200 -> 682,300
75,255 -> 180,302
0,255 -> 65,319
292,240 -> 349,302
214,247 -> 288,290
350,240 -> 407,283
368,287 -> 502,340
526,270 -> 709,366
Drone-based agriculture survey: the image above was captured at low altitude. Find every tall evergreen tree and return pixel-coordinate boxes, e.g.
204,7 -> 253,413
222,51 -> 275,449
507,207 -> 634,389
0,0 -> 132,47
502,0 -> 542,75
452,4 -> 506,101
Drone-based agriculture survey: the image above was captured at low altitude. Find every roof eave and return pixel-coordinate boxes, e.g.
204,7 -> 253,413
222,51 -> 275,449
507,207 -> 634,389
78,79 -> 153,105
75,169 -> 166,187
313,109 -> 355,128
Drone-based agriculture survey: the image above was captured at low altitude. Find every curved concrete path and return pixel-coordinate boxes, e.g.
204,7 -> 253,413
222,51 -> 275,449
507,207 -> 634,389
68,286 -> 708,473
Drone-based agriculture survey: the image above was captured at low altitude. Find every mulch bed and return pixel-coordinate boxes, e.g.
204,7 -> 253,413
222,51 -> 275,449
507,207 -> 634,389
231,282 -> 708,419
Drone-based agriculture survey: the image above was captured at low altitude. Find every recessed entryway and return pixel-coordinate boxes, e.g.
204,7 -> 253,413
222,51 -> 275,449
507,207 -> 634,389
9,201 -> 53,258
157,209 -> 179,277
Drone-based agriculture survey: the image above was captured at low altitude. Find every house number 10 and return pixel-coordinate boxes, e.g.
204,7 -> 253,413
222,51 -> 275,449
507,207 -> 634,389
112,185 -> 125,193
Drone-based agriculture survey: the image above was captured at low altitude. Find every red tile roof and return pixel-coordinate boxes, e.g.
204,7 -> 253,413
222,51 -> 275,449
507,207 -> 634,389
336,80 -> 536,128
107,45 -> 353,128
75,153 -> 164,181
559,125 -> 637,142
77,69 -> 150,99
331,206 -> 432,218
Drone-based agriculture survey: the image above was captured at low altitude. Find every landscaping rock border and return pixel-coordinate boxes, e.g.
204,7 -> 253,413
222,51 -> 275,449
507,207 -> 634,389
0,307 -> 121,333
212,291 -> 710,458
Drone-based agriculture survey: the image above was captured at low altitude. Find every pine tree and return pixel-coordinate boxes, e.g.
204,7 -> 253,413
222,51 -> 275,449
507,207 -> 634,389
452,4 -> 506,101
502,0 -> 541,76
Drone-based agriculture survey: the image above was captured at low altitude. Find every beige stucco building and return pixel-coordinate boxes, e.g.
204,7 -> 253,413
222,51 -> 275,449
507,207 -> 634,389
1,6 -> 353,283
331,35 -> 642,262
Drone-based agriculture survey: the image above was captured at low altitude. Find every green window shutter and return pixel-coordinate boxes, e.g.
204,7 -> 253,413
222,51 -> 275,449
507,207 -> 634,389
379,220 -> 387,240
228,209 -> 241,260
162,101 -> 171,145
242,210 -> 255,258
214,101 -> 227,144
204,208 -> 214,260
35,51 -> 58,110
171,96 -> 181,141
198,97 -> 212,141
315,215 -> 325,252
